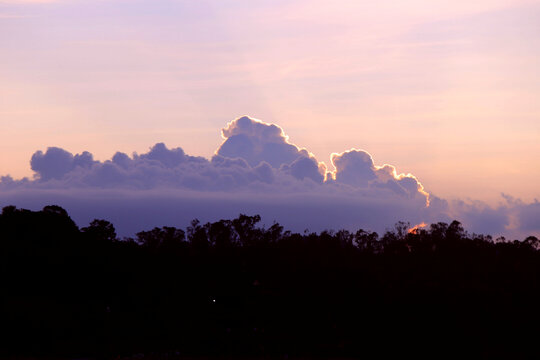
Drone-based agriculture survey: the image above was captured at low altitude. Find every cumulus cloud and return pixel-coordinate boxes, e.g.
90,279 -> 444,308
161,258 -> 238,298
330,149 -> 429,204
31,147 -> 96,181
218,116 -> 317,167
1,115 -> 537,238
281,156 -> 325,183
13,117 -> 333,191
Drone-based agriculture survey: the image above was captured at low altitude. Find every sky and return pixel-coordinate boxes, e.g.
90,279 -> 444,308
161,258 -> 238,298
1,0 -> 539,237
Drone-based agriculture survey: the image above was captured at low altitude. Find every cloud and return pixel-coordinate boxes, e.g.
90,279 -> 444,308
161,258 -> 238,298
1,115 -> 537,238
31,147 -> 96,181
281,156 -> 325,183
218,116 -> 314,167
17,117 -> 332,191
331,150 -> 377,187
499,195 -> 540,234
331,149 -> 429,203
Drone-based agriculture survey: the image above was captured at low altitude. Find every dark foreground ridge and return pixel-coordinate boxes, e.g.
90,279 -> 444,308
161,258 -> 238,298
1,205 -> 540,359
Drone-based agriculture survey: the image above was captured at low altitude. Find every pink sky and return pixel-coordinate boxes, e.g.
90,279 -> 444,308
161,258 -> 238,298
1,0 -> 539,204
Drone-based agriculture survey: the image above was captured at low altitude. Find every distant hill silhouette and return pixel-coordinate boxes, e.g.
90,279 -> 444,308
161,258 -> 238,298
1,205 -> 539,359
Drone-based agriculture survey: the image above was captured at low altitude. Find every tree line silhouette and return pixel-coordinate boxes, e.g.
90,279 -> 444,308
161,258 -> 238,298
1,205 -> 539,359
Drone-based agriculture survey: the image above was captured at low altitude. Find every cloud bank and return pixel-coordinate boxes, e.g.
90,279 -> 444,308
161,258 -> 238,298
1,116 -> 537,238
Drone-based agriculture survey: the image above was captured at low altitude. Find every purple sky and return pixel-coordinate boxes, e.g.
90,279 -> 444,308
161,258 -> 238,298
1,1 -> 539,237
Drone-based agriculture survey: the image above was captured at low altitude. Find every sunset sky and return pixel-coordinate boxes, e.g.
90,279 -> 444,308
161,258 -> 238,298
1,0 -> 539,236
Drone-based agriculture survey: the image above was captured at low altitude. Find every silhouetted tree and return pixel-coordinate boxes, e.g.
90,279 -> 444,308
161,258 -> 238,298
354,229 -> 380,253
205,219 -> 235,249
82,219 -> 117,242
524,235 -> 540,250
187,218 -> 208,251
0,205 -> 539,359
232,214 -> 262,247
